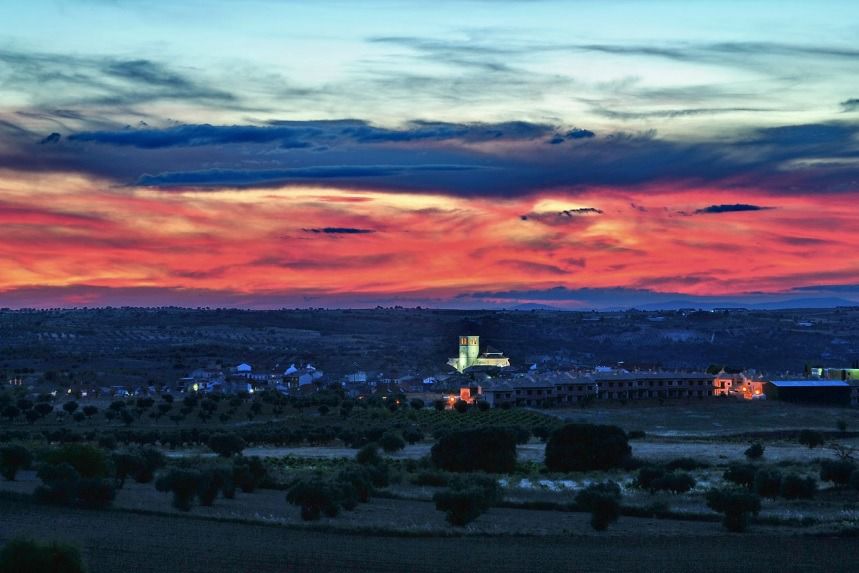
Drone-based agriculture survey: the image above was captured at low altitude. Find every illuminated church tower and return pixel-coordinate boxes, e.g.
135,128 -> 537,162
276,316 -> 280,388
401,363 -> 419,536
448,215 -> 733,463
448,335 -> 510,373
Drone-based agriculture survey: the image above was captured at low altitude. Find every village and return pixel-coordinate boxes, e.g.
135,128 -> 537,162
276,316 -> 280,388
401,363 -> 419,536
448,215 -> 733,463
10,334 -> 859,411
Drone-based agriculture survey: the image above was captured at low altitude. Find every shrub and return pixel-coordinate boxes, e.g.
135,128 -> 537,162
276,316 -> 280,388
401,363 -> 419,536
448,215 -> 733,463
780,474 -> 817,499
744,443 -> 765,460
753,468 -> 782,499
576,481 -> 621,531
432,474 -> 500,527
156,469 -> 200,511
820,459 -> 857,486
335,465 -> 374,503
402,426 -> 424,445
705,488 -> 761,532
453,400 -> 468,414
723,462 -> 757,489
196,468 -> 224,506
798,429 -> 824,449
34,463 -> 81,506
42,444 -> 109,479
850,470 -> 859,491
635,466 -> 695,494
433,489 -> 484,526
665,457 -> 709,471
33,462 -> 114,510
476,401 -> 490,412
379,432 -> 406,453
232,456 -> 268,493
635,466 -> 666,492
286,479 -> 341,521
544,423 -> 630,472
113,448 -> 165,488
0,444 -> 31,481
409,398 -> 425,410
208,433 -> 246,457
0,539 -> 85,573
433,399 -> 446,411
627,430 -> 646,439
356,443 -> 383,465
413,470 -> 450,487
431,428 -> 517,473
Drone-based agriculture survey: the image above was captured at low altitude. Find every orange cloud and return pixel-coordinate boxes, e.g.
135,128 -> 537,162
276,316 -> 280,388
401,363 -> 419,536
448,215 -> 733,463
1,171 -> 859,306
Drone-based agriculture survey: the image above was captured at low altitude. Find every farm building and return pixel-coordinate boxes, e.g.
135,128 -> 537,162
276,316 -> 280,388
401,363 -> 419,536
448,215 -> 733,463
764,379 -> 851,406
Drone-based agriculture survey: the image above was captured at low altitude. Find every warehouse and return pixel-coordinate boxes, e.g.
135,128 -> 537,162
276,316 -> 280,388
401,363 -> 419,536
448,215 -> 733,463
764,379 -> 851,406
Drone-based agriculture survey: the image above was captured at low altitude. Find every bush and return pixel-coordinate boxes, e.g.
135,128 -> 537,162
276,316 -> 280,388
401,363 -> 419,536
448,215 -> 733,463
0,538 -> 85,573
432,474 -> 500,527
753,468 -> 782,499
705,488 -> 761,532
42,444 -> 109,479
433,489 -> 484,526
409,398 -> 425,410
34,463 -> 81,506
156,469 -> 200,511
232,456 -> 268,493
820,459 -> 857,486
627,430 -> 646,439
453,400 -> 468,414
34,462 -> 114,509
413,470 -> 450,487
379,432 -> 406,453
780,474 -> 817,499
356,443 -> 383,465
286,479 -> 342,521
0,444 -> 31,481
544,424 -> 630,472
196,468 -> 224,506
431,428 -> 517,473
723,462 -> 757,489
208,433 -> 246,457
402,426 -> 424,445
798,429 -> 824,449
112,447 -> 165,488
335,465 -> 374,504
635,466 -> 695,494
744,443 -> 765,460
576,481 -> 621,531
664,457 -> 709,471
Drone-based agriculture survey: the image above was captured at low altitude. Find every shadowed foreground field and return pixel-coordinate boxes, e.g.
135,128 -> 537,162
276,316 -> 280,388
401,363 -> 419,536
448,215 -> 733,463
0,499 -> 854,573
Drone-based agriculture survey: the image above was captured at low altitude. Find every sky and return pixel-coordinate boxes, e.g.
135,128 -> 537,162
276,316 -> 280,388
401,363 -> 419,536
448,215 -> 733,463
2,0 -> 859,309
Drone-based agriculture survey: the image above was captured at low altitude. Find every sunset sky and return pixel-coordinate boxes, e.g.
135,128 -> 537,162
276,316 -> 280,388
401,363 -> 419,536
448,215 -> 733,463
2,0 -> 859,309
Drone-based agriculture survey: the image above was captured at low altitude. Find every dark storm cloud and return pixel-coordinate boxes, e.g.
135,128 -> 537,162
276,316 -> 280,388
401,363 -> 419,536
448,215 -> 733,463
39,132 -> 61,144
692,204 -> 772,215
521,207 -> 603,224
136,164 -> 485,187
301,227 -> 375,234
5,114 -> 859,196
842,99 -> 859,112
497,260 -> 569,276
69,120 -> 557,149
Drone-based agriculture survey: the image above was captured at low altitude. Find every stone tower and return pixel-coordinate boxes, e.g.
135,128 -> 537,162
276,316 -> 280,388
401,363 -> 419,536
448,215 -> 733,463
458,335 -> 480,371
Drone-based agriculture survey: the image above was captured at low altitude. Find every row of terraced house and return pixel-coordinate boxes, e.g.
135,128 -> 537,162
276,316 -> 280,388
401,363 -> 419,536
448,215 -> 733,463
474,370 -> 717,408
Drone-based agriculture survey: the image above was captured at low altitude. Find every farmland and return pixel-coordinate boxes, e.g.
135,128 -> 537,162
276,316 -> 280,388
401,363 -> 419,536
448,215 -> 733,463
0,497 -> 856,573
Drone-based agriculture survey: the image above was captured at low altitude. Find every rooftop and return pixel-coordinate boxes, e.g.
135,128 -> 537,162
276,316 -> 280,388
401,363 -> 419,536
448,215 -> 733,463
768,379 -> 849,388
